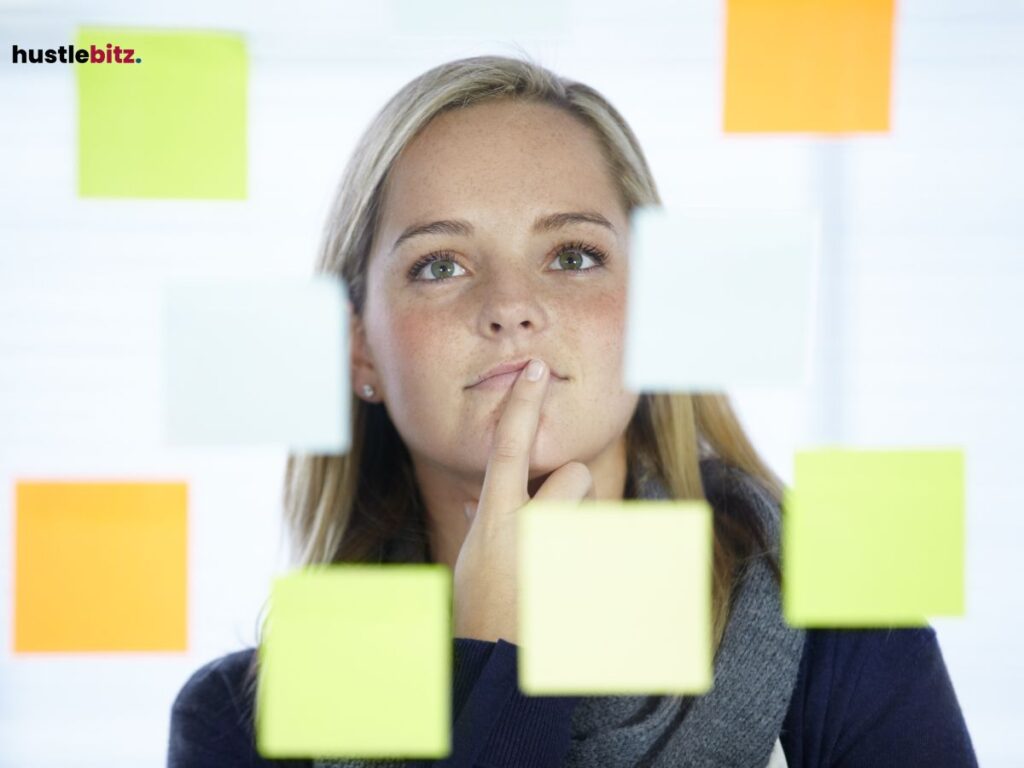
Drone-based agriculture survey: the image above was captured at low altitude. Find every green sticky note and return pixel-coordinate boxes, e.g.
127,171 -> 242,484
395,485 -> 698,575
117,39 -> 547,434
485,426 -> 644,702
256,566 -> 451,759
519,501 -> 712,694
783,449 -> 965,627
75,27 -> 247,199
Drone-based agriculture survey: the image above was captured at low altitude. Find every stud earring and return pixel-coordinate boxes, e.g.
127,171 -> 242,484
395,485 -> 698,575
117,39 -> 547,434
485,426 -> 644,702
362,384 -> 375,399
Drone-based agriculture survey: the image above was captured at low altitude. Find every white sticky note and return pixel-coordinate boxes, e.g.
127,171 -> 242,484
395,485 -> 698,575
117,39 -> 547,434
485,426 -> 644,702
625,207 -> 816,391
162,276 -> 348,451
519,501 -> 712,694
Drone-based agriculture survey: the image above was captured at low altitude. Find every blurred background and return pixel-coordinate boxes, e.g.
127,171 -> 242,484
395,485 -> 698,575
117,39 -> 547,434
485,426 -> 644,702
1,0 -> 1022,765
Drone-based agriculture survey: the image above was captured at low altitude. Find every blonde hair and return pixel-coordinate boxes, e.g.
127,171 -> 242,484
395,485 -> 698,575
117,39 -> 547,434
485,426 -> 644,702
284,54 -> 783,652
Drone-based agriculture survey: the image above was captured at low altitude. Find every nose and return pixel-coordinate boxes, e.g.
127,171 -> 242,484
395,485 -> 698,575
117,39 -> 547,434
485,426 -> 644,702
476,276 -> 549,339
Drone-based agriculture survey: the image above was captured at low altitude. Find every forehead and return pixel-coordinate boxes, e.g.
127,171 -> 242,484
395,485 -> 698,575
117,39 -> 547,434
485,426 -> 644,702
379,100 -> 624,224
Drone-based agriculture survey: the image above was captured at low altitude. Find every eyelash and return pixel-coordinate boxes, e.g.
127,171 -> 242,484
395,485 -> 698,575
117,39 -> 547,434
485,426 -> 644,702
407,240 -> 609,283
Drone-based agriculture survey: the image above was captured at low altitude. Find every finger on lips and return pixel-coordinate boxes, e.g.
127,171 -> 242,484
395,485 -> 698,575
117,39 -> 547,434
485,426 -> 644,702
476,358 -> 550,515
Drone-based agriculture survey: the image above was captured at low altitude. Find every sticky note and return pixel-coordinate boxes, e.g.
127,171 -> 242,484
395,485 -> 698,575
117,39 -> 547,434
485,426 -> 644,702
625,206 -> 815,392
256,566 -> 451,759
76,27 -> 246,198
519,502 -> 712,694
723,0 -> 895,132
783,449 -> 965,626
162,276 -> 348,451
14,481 -> 187,652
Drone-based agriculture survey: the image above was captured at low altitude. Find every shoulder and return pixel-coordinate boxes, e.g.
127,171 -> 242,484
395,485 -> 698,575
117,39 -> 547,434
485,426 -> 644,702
800,625 -> 937,682
169,648 -> 292,767
173,647 -> 258,720
783,627 -> 977,767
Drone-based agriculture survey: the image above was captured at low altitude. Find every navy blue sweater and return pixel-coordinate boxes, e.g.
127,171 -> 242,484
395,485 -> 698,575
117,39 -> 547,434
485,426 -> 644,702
168,627 -> 977,767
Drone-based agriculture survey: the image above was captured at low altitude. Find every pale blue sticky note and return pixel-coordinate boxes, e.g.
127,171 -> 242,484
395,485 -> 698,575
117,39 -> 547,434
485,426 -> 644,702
625,207 -> 816,391
162,276 -> 348,451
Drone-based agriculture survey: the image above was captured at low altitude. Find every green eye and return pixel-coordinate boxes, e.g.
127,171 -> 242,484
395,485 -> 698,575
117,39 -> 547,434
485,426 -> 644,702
408,241 -> 608,283
551,241 -> 608,272
408,255 -> 465,282
428,259 -> 458,280
556,249 -> 585,270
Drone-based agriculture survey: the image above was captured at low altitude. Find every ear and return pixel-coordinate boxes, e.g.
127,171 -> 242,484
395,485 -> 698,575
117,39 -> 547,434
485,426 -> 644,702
348,302 -> 378,394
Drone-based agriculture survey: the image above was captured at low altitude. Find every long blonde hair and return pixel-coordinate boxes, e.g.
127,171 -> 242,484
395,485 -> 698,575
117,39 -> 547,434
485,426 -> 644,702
283,54 -> 783,652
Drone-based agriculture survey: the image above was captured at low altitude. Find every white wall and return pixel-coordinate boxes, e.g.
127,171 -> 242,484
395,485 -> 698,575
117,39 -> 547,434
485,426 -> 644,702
1,1 -> 1022,765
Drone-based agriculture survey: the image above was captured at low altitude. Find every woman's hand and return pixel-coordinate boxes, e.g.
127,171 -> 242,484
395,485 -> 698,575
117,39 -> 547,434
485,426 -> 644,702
452,358 -> 594,644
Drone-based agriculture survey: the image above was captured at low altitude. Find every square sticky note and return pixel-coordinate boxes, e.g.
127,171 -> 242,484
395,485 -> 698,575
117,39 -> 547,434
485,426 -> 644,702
519,501 -> 712,694
783,449 -> 965,627
162,275 -> 348,451
76,27 -> 247,198
256,566 -> 451,759
724,0 -> 895,133
625,206 -> 815,392
14,481 -> 187,652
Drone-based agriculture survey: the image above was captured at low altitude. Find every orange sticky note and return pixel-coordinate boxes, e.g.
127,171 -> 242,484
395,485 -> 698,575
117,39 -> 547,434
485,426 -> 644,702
724,0 -> 895,133
14,481 -> 187,652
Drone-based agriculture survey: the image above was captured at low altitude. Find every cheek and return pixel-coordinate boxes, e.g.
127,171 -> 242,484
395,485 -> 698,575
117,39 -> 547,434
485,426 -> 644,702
383,309 -> 456,378
390,310 -> 433,359
382,306 -> 473,397
373,308 -> 461,444
572,287 -> 627,361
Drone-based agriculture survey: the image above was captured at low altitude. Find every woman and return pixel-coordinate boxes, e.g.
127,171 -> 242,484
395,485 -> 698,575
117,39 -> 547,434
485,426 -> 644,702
168,54 -> 977,767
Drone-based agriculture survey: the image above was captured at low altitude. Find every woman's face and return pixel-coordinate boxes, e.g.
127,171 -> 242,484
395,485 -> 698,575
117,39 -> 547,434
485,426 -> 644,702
355,99 -> 640,492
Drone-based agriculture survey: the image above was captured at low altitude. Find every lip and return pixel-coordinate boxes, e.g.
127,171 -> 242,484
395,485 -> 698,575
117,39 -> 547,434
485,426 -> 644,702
468,359 -> 565,388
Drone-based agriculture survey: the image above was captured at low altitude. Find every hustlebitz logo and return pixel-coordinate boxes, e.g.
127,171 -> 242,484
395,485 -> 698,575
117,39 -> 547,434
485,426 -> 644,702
12,43 -> 141,64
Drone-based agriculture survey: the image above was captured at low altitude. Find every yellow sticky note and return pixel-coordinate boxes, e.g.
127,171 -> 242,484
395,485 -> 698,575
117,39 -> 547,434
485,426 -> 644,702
723,0 -> 895,133
256,566 -> 451,759
76,27 -> 247,198
783,449 -> 965,627
14,481 -> 187,652
519,502 -> 712,695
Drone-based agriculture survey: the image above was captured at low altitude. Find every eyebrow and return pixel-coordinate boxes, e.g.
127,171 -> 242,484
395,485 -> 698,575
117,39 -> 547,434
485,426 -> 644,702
389,211 -> 617,255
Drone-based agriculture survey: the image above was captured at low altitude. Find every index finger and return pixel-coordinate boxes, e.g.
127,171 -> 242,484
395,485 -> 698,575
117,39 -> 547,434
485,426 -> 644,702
478,358 -> 551,513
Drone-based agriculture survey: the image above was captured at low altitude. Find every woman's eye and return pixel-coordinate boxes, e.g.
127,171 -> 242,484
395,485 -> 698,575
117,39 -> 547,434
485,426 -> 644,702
409,242 -> 608,283
550,245 -> 605,272
412,257 -> 466,282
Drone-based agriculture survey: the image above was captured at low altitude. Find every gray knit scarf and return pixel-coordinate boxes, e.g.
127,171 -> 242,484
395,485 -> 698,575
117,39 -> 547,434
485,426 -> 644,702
316,459 -> 805,768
